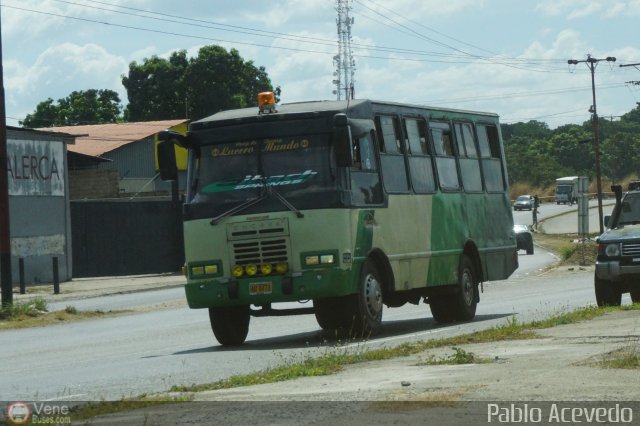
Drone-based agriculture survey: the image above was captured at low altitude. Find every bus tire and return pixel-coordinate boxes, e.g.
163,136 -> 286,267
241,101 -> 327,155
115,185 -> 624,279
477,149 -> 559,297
209,305 -> 250,346
347,259 -> 383,336
430,255 -> 477,323
314,297 -> 351,330
429,296 -> 455,323
451,255 -> 478,321
594,276 -> 621,307
631,289 -> 640,304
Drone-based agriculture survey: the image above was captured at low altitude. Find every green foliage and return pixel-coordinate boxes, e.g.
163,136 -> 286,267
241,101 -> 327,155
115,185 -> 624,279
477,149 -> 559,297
21,89 -> 122,127
122,50 -> 189,121
503,106 -> 640,187
123,45 -> 274,121
0,297 -> 48,320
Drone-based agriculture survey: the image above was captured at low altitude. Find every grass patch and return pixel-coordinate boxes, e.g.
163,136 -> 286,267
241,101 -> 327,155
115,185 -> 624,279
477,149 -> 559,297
415,347 -> 492,366
171,305 -> 639,394
0,298 -> 129,329
593,347 -> 640,369
534,233 -> 598,265
0,297 -> 48,320
70,395 -> 194,421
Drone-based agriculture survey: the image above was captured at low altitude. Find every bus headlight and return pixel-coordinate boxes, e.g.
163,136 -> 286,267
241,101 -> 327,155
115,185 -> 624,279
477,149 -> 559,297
189,261 -> 222,278
275,262 -> 289,274
304,255 -> 320,266
320,254 -> 335,264
260,263 -> 273,275
232,265 -> 244,277
245,264 -> 258,276
303,252 -> 338,267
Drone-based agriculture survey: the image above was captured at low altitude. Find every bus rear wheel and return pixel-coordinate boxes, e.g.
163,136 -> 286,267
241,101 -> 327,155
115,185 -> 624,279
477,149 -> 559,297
631,289 -> 640,304
430,255 -> 478,323
209,305 -> 250,346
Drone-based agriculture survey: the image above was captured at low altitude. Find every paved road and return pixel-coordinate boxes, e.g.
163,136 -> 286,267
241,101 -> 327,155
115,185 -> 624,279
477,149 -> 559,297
513,198 -> 615,234
0,264 -> 613,402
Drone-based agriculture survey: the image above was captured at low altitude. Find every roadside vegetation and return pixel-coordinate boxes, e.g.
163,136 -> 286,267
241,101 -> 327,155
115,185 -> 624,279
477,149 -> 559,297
68,303 -> 639,422
534,232 -> 598,266
169,304 -> 638,394
0,297 -> 127,329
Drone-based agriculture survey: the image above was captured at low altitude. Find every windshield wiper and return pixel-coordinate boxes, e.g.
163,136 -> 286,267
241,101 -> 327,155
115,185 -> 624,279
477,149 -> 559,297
210,178 -> 304,225
210,193 -> 268,225
265,183 -> 304,219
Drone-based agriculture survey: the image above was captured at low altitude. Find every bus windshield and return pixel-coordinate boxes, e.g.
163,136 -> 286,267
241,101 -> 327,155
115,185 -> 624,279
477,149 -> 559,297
186,134 -> 339,219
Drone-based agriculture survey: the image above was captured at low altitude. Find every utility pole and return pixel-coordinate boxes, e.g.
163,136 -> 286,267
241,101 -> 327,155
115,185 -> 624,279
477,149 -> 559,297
0,9 -> 12,306
620,63 -> 640,86
333,0 -> 355,100
568,54 -> 616,234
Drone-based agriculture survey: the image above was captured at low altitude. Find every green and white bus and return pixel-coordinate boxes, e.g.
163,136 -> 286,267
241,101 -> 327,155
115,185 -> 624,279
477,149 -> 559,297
158,97 -> 518,346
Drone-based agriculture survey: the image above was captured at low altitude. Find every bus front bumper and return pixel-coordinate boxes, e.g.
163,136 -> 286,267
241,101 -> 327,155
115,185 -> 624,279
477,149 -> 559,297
184,268 -> 354,309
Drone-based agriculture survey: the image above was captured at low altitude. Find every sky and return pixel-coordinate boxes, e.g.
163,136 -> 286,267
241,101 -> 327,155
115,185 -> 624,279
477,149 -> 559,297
1,0 -> 640,129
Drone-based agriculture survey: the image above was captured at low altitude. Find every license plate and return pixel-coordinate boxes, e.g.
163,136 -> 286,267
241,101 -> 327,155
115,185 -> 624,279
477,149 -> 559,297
249,282 -> 272,295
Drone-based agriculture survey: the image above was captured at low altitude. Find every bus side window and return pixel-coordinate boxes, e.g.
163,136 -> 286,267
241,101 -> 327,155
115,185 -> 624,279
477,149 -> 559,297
454,122 -> 483,192
375,115 -> 402,154
477,124 -> 505,192
405,117 -> 436,193
353,132 -> 377,172
429,121 -> 460,191
375,115 -> 410,193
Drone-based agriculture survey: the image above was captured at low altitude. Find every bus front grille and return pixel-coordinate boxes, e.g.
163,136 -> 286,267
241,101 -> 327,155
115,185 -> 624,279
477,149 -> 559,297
232,238 -> 289,265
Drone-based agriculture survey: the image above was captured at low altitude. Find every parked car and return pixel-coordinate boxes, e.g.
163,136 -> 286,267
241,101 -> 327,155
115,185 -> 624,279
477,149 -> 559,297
513,195 -> 534,211
594,185 -> 640,306
514,224 -> 534,255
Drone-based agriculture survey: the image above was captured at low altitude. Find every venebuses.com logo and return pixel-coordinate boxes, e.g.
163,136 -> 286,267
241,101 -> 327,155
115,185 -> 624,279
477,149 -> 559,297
6,402 -> 30,425
5,401 -> 72,424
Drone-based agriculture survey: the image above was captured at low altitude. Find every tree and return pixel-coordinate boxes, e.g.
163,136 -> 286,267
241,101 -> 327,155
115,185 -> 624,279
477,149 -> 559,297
122,45 -> 274,121
21,89 -> 122,127
122,50 -> 189,121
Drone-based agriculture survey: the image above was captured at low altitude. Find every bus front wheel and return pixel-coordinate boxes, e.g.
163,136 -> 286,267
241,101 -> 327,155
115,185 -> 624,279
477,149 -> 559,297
314,297 -> 351,330
347,259 -> 384,336
209,305 -> 250,346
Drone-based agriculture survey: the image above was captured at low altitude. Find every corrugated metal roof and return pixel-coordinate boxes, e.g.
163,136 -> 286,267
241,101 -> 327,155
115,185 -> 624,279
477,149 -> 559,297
37,120 -> 188,157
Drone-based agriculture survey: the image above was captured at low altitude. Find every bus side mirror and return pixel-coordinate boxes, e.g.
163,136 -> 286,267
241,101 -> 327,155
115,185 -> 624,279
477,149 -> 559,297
333,113 -> 352,167
157,131 -> 184,181
157,139 -> 177,181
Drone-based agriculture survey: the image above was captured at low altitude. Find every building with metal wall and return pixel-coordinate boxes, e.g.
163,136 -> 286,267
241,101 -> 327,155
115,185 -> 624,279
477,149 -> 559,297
3,127 -> 75,284
40,120 -> 188,197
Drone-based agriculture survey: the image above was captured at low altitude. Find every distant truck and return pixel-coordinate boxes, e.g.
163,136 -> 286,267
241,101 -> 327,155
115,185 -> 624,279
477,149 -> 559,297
555,176 -> 579,205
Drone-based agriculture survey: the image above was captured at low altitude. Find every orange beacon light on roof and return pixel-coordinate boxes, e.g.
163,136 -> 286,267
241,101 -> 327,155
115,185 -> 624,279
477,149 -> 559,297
258,91 -> 277,114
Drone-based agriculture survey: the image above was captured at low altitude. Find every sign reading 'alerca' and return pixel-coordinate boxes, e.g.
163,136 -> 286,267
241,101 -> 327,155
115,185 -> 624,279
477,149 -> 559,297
6,139 -> 65,196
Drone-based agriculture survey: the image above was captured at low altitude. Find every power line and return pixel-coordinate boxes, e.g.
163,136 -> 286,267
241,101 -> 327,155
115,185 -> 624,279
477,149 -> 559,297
2,2 -> 576,70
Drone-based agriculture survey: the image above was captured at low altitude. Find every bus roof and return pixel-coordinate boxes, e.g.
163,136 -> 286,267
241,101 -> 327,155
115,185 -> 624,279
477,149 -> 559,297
191,99 -> 500,130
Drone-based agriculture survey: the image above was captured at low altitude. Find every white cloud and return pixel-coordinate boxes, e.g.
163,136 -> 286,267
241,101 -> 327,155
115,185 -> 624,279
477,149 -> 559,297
5,43 -> 128,122
536,0 -> 640,18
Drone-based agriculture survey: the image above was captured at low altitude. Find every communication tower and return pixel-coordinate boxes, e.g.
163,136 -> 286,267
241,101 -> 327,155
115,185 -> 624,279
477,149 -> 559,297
333,0 -> 355,100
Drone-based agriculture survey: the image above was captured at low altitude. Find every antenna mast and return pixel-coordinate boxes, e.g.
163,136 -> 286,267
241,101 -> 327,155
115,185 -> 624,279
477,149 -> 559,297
333,0 -> 355,100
